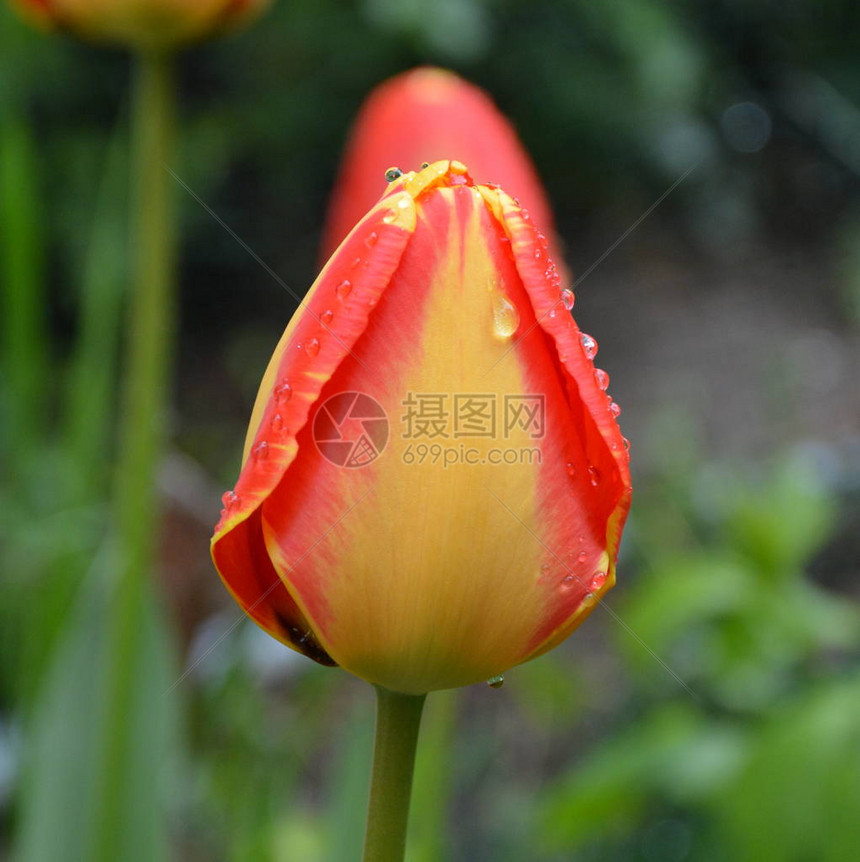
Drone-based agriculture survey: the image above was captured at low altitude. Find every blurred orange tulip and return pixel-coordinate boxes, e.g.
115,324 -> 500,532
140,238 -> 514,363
212,161 -> 631,694
9,0 -> 269,48
322,67 -> 563,267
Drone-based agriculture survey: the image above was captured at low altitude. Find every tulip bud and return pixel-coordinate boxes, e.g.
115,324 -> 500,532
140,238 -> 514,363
9,0 -> 269,49
212,161 -> 631,694
322,67 -> 562,267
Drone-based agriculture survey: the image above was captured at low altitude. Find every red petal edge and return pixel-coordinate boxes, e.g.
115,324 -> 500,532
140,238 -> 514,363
478,187 -> 633,661
211,190 -> 415,662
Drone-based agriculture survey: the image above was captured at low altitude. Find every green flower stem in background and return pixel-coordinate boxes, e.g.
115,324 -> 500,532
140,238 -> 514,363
363,687 -> 427,862
93,49 -> 177,862
0,114 -> 47,465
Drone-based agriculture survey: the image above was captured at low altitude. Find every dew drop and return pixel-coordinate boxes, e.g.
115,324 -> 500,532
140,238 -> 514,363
594,368 -> 610,390
582,592 -> 597,606
305,338 -> 320,358
275,380 -> 292,404
384,166 -> 403,183
491,293 -> 520,339
487,674 -> 505,689
561,289 -> 575,310
561,574 -> 576,590
336,279 -> 352,301
565,462 -> 577,477
623,436 -> 631,453
221,490 -> 238,509
365,231 -> 378,248
252,440 -> 269,461
609,401 -> 622,417
588,465 -> 602,486
577,551 -> 588,564
271,413 -> 284,432
351,257 -> 362,269
548,308 -> 558,319
590,571 -> 607,590
581,333 -> 598,359
321,309 -> 334,326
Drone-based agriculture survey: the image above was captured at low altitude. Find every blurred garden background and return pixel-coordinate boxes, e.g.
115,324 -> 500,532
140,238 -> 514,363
1,0 -> 859,860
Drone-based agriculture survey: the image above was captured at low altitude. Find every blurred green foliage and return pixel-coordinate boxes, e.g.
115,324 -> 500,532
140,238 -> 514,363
1,0 -> 859,860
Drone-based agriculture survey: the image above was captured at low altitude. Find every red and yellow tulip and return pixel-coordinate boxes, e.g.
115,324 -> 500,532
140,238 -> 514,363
212,160 -> 631,694
9,0 -> 268,47
322,67 -> 562,267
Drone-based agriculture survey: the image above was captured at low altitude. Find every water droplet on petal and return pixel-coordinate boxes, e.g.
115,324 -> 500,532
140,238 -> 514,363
581,333 -> 598,359
582,592 -> 597,607
595,368 -> 610,390
221,490 -> 238,509
365,231 -> 378,248
271,413 -> 284,432
252,440 -> 269,461
336,279 -> 352,300
487,674 -> 505,689
561,289 -> 575,310
351,257 -> 362,269
609,401 -> 622,417
492,293 -> 520,339
275,381 -> 292,403
384,167 -> 403,183
305,338 -> 320,358
577,551 -> 588,564
590,571 -> 607,591
565,462 -> 576,477
561,574 -> 577,590
588,466 -> 602,486
321,309 -> 334,326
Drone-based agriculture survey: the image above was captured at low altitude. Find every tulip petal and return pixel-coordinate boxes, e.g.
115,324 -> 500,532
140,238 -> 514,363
211,189 -> 416,660
480,186 -> 633,660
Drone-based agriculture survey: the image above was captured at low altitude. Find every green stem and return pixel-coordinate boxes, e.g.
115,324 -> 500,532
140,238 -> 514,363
92,49 -> 176,862
363,687 -> 427,862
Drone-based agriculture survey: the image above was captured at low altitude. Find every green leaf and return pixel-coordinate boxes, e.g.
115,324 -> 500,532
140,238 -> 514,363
717,673 -> 860,862
537,704 -> 745,853
726,456 -> 836,579
15,556 -> 179,862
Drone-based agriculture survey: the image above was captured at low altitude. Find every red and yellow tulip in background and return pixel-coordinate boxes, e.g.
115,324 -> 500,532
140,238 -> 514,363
322,67 -> 563,267
9,0 -> 269,47
212,160 -> 632,695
